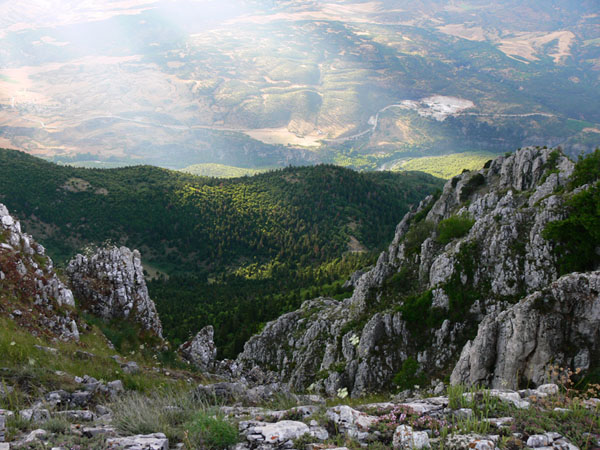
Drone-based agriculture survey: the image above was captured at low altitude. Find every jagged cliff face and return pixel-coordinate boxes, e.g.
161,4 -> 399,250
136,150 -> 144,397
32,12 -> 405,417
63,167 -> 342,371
0,204 -> 79,340
237,147 -> 590,396
452,270 -> 600,389
66,246 -> 163,338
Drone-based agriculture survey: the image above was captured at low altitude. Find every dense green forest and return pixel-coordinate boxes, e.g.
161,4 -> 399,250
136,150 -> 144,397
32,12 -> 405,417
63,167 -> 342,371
0,148 -> 443,356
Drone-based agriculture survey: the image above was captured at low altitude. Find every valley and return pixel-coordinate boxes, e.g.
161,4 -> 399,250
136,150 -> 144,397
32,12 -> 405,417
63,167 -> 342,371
0,0 -> 599,171
0,148 -> 443,356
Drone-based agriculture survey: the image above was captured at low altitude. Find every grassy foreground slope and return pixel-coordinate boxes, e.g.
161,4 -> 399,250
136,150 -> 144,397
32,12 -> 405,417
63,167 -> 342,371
0,148 -> 443,356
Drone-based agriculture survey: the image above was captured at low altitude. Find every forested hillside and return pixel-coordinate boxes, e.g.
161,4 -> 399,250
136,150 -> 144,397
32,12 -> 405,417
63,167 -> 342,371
0,148 -> 443,356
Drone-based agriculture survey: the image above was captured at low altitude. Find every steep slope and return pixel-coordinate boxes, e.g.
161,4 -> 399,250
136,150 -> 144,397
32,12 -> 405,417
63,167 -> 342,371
0,203 -> 78,340
237,146 -> 600,396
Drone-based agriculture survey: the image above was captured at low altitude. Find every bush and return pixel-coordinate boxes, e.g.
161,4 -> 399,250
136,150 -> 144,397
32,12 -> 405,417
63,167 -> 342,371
393,357 -> 426,391
436,214 -> 475,244
569,148 -> 600,188
459,173 -> 485,201
544,185 -> 600,274
544,149 -> 600,275
111,388 -> 202,443
186,412 -> 239,449
403,221 -> 434,254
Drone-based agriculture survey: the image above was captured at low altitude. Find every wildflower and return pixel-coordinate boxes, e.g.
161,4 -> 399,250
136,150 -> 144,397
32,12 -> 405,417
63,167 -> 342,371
349,334 -> 360,346
337,387 -> 349,399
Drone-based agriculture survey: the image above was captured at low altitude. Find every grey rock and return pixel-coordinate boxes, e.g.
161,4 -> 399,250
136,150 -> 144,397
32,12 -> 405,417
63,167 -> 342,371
56,410 -> 96,422
106,433 -> 168,449
121,361 -> 141,374
0,204 -> 78,339
67,246 -> 163,337
83,425 -> 116,437
108,380 -> 125,395
235,148 -> 585,396
527,434 -> 551,447
451,272 -> 600,389
20,408 -> 50,422
179,325 -> 217,371
393,425 -> 431,449
326,405 -> 377,441
23,428 -> 47,443
245,420 -> 310,444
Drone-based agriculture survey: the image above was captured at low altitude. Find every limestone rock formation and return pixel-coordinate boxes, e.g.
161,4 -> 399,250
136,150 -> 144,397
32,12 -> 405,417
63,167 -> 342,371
451,271 -> 600,389
67,246 -> 163,338
237,147 -> 584,396
0,204 -> 79,340
178,325 -> 217,371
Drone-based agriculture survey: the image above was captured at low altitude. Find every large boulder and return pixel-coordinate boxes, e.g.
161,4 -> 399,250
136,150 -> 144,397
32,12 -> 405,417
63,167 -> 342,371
178,325 -> 217,371
67,246 -> 163,338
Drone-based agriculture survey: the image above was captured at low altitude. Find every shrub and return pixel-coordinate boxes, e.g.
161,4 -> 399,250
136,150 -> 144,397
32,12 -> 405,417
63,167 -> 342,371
393,357 -> 426,391
403,220 -> 434,254
185,412 -> 239,449
436,214 -> 475,244
544,184 -> 600,274
569,147 -> 600,188
111,388 -> 202,443
43,417 -> 70,434
459,173 -> 485,201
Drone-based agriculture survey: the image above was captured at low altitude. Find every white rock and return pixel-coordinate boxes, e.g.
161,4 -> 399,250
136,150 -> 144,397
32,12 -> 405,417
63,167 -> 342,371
24,428 -> 47,443
536,384 -> 559,396
393,425 -> 431,449
252,420 -> 310,443
106,433 -> 168,450
527,434 -> 550,447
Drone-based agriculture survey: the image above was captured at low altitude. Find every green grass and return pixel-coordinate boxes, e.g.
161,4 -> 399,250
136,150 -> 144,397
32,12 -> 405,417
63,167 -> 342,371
0,316 -> 190,401
565,119 -> 596,132
110,388 -> 238,448
436,214 -> 475,244
396,152 -> 497,179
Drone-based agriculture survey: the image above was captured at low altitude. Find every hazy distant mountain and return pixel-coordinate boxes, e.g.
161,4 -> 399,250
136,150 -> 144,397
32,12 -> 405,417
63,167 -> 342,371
0,0 -> 598,169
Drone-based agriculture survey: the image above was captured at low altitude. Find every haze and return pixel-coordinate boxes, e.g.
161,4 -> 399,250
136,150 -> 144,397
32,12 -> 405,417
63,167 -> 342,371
0,0 -> 598,172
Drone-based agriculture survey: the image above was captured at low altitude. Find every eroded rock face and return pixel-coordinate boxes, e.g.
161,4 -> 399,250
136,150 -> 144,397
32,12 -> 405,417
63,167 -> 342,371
451,271 -> 600,389
0,204 -> 79,340
179,325 -> 217,371
67,246 -> 163,338
237,148 -> 581,397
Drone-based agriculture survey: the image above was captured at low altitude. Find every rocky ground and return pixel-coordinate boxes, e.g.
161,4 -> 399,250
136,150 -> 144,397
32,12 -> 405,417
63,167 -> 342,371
0,375 -> 599,449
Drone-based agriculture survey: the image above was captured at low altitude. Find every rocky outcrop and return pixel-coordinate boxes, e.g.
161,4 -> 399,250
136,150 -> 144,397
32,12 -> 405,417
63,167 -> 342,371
451,271 -> 600,389
0,204 -> 79,340
179,325 -> 217,371
230,383 -> 598,449
237,148 -> 582,396
67,246 -> 163,338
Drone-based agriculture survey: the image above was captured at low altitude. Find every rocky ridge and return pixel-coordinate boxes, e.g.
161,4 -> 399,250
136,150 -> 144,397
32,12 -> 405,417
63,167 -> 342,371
0,204 -> 79,340
66,246 -> 163,338
237,147 -> 590,396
